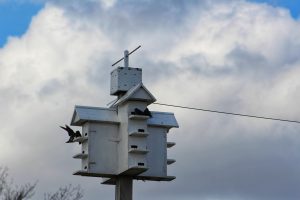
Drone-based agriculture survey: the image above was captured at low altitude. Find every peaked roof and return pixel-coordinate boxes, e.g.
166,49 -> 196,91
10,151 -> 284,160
113,83 -> 156,107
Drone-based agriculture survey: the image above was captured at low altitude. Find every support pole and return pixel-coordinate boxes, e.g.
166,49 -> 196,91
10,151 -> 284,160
115,176 -> 133,200
124,50 -> 129,68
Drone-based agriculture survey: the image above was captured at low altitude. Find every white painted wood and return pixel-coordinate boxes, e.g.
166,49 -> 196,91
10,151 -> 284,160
70,63 -> 179,182
73,137 -> 88,143
148,111 -> 179,128
128,148 -> 149,154
129,115 -> 149,120
115,177 -> 133,200
87,123 -> 119,175
114,83 -> 156,106
129,131 -> 149,137
73,153 -> 88,159
110,67 -> 142,95
71,106 -> 119,126
140,126 -> 167,177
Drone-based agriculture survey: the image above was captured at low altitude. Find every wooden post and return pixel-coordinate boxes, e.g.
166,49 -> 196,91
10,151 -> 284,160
115,176 -> 133,200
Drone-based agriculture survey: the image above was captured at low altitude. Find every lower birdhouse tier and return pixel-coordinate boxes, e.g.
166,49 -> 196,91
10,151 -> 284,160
73,170 -> 115,178
120,166 -> 148,176
101,175 -> 176,185
70,105 -> 179,180
74,172 -> 176,184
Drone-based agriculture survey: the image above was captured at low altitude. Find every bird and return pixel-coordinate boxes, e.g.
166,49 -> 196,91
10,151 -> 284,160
144,108 -> 152,117
60,124 -> 81,143
75,130 -> 81,137
132,108 -> 144,115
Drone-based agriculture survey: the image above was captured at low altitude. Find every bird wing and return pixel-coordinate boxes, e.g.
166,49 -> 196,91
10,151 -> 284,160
60,126 -> 68,131
65,125 -> 75,136
66,136 -> 75,143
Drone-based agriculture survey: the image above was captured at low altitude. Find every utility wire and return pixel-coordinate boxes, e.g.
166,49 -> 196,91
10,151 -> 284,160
154,102 -> 300,124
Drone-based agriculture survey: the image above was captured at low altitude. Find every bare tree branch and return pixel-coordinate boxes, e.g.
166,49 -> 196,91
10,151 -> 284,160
44,185 -> 83,200
0,167 -> 8,195
0,167 -> 83,200
0,167 -> 37,200
3,181 -> 36,200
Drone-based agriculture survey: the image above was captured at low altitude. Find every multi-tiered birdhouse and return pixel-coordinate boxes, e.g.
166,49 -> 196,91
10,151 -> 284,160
69,50 -> 178,185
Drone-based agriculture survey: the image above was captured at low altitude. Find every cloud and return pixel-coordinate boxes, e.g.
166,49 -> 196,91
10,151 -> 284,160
1,0 -> 300,200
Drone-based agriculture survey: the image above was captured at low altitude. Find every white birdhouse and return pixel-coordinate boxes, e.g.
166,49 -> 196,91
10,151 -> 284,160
110,67 -> 142,95
69,50 -> 178,185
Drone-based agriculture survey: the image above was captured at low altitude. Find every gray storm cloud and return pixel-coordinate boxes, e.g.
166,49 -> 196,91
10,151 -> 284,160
1,0 -> 300,200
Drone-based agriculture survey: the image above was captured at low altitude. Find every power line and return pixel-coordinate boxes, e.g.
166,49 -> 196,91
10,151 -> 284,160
153,102 -> 300,124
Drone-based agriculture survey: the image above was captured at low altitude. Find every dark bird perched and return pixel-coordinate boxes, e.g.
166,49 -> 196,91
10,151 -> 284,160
132,108 -> 144,115
144,108 -> 152,117
60,124 -> 82,143
131,108 -> 152,117
75,130 -> 81,137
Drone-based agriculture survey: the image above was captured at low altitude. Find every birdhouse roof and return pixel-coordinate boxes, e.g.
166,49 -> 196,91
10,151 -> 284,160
71,105 -> 119,126
148,111 -> 179,128
114,83 -> 156,107
70,105 -> 178,128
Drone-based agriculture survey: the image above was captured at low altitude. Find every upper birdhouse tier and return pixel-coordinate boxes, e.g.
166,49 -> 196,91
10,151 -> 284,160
113,83 -> 156,107
110,67 -> 142,96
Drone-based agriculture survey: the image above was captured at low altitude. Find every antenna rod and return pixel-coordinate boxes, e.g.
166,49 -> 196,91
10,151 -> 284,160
112,45 -> 141,67
128,45 -> 141,56
124,50 -> 129,68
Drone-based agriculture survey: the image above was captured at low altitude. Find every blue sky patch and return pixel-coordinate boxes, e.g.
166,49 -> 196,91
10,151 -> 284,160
0,1 -> 43,47
250,0 -> 300,18
0,0 -> 299,48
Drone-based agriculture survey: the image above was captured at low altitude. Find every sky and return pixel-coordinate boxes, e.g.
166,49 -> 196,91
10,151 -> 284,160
0,1 -> 42,46
1,0 -> 300,200
251,0 -> 300,18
